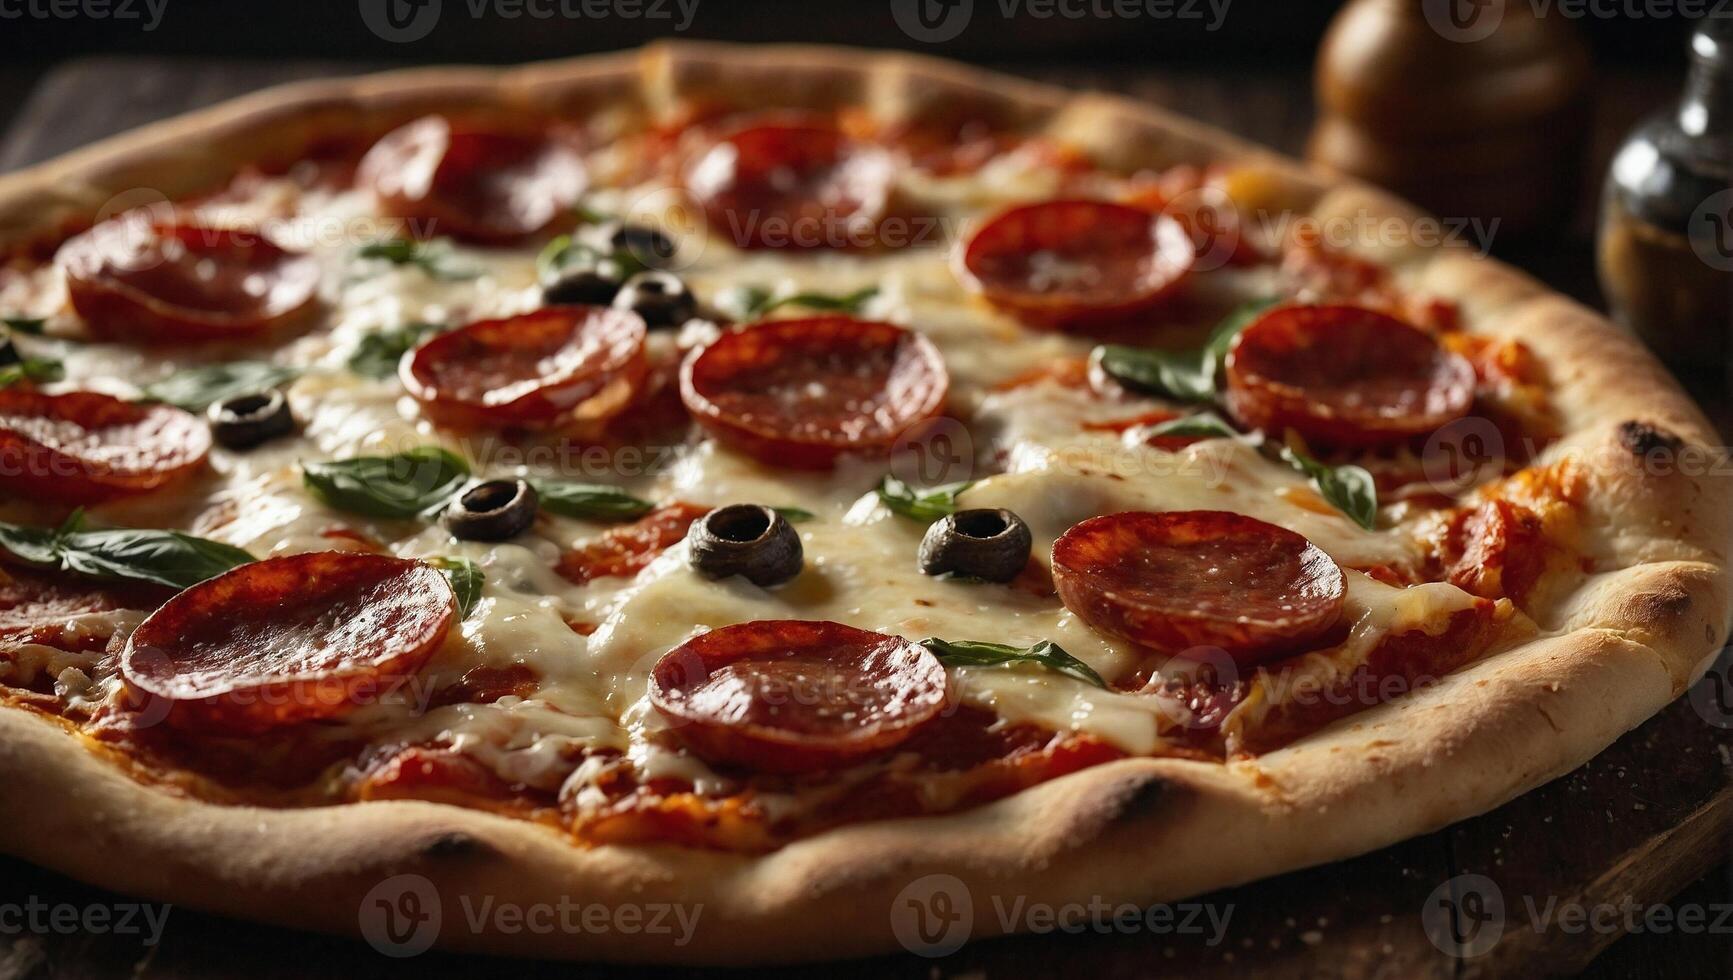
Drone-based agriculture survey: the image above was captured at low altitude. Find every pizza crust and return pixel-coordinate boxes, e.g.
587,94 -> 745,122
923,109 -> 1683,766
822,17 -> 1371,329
0,41 -> 1726,963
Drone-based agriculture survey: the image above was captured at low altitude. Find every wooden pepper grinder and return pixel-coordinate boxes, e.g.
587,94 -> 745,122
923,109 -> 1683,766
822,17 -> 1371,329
1310,0 -> 1592,236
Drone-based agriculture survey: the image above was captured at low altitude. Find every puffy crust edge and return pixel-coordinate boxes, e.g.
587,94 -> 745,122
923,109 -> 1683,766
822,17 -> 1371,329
0,41 -> 1726,963
0,626 -> 1691,963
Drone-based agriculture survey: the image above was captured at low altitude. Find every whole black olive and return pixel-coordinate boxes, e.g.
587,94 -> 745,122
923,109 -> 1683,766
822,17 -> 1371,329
918,509 -> 1032,582
542,253 -> 628,307
590,222 -> 678,269
207,388 -> 295,450
687,504 -> 803,587
443,479 -> 539,541
613,271 -> 696,329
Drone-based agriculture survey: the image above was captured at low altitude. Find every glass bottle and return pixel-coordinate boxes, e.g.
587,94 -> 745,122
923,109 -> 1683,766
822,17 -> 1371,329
1597,16 -> 1733,399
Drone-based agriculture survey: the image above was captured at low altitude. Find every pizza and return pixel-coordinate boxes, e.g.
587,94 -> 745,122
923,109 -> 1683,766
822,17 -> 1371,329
0,43 -> 1725,963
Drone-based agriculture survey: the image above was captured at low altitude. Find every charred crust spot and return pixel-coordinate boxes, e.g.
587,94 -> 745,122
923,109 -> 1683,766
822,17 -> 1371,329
1098,773 -> 1172,832
1628,586 -> 1693,630
1618,420 -> 1683,460
419,831 -> 490,860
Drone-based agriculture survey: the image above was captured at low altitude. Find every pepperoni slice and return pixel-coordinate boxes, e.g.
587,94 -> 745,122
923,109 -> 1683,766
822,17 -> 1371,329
555,501 -> 708,585
403,306 -> 647,431
0,566 -> 163,656
0,389 -> 210,504
57,216 -> 320,343
648,620 -> 948,773
356,745 -> 519,805
682,113 -> 895,250
1224,304 -> 1475,449
880,119 -> 1014,177
358,115 -> 587,244
427,663 -> 541,709
1051,511 -> 1345,667
955,200 -> 1195,330
1438,498 -> 1548,605
679,317 -> 948,469
1122,165 -> 1264,269
120,552 -> 455,734
584,343 -> 695,450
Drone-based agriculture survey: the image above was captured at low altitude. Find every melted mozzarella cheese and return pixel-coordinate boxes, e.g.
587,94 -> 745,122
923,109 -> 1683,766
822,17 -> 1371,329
1220,574 -> 1488,743
37,158 -> 1479,794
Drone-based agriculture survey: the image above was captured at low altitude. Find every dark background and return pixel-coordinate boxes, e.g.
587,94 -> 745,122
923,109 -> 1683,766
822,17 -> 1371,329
0,0 -> 1703,64
0,0 -> 1705,133
4,0 -> 1705,356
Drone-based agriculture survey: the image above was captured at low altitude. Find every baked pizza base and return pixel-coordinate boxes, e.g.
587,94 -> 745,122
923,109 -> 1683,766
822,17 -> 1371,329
0,42 -> 1726,963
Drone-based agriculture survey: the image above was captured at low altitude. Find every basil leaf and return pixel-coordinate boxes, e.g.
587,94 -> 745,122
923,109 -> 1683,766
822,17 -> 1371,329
536,234 -> 595,280
533,480 -> 654,521
716,285 -> 878,321
58,528 -> 255,590
877,474 -> 973,522
347,322 -> 441,379
536,233 -> 649,282
0,511 -> 253,590
0,358 -> 63,389
773,506 -> 815,523
303,447 -> 472,520
763,286 -> 878,316
1280,443 -> 1379,530
430,557 -> 484,619
713,285 -> 773,321
1144,411 -> 1241,441
920,637 -> 1107,689
142,361 -> 298,412
2,317 -> 47,335
355,238 -> 478,282
1095,345 -> 1214,402
356,238 -> 425,264
1093,298 -> 1280,404
0,521 -> 62,566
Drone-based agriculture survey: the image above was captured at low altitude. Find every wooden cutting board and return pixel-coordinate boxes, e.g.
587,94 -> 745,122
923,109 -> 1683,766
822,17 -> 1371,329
0,58 -> 1726,980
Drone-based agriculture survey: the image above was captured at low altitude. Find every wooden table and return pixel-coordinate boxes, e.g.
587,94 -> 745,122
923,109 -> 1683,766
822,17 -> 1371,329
1,58 -> 1728,980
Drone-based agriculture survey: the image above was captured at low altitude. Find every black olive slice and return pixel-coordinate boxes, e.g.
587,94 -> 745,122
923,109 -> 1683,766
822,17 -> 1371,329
443,479 -> 539,541
207,388 -> 295,450
542,255 -> 628,307
687,503 -> 803,587
612,271 -> 696,329
918,508 -> 1032,582
590,222 -> 678,269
